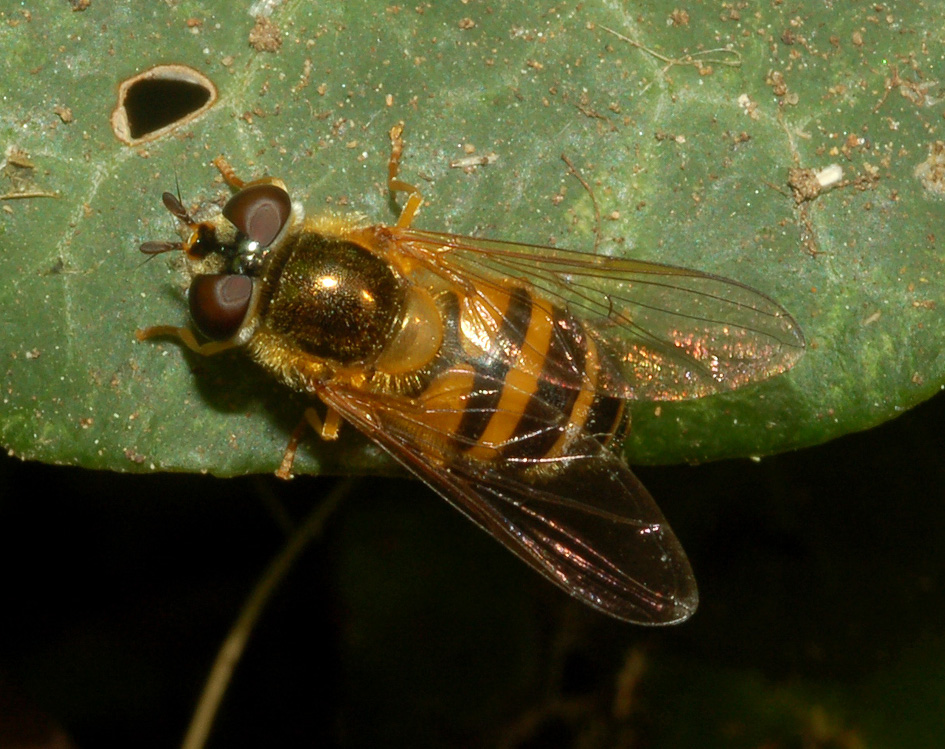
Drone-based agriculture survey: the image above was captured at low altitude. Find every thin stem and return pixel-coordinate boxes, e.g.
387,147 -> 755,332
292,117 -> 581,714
180,477 -> 356,749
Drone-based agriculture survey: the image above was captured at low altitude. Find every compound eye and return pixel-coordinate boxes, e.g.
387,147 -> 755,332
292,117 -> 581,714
223,184 -> 291,248
188,274 -> 254,341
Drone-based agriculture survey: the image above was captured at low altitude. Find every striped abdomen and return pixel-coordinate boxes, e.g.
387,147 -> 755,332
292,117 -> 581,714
415,285 -> 630,464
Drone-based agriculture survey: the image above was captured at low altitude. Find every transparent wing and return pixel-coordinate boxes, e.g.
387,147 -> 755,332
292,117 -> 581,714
393,228 -> 805,401
318,376 -> 698,625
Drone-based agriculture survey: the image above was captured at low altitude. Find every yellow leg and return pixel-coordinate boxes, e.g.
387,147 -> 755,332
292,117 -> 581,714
135,325 -> 237,356
211,156 -> 246,190
304,406 -> 343,441
275,405 -> 343,480
388,122 -> 423,229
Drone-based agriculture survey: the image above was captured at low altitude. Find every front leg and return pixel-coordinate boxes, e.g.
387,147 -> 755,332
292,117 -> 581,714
136,325 -> 238,356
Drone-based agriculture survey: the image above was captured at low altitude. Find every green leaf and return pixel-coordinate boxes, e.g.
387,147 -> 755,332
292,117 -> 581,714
2,2 -> 943,476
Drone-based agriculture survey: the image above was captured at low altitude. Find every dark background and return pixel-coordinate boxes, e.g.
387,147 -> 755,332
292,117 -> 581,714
1,389 -> 943,748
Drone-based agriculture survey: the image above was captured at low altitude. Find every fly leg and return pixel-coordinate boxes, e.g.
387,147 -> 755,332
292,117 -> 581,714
388,122 -> 423,229
211,156 -> 247,189
135,325 -> 238,356
276,405 -> 343,480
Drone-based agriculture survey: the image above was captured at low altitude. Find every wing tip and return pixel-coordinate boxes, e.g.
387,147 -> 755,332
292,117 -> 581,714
580,568 -> 699,626
655,585 -> 699,625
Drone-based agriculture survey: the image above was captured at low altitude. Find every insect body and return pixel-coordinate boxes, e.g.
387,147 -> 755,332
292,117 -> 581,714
137,126 -> 804,625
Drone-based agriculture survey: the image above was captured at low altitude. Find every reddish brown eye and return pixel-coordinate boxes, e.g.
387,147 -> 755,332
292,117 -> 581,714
222,184 -> 291,247
188,274 -> 253,341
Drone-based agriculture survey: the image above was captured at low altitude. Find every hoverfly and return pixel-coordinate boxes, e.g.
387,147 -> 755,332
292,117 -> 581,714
137,124 -> 804,625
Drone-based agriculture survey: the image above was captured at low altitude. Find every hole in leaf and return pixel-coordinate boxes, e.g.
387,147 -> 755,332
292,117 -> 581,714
124,79 -> 211,138
111,65 -> 217,145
